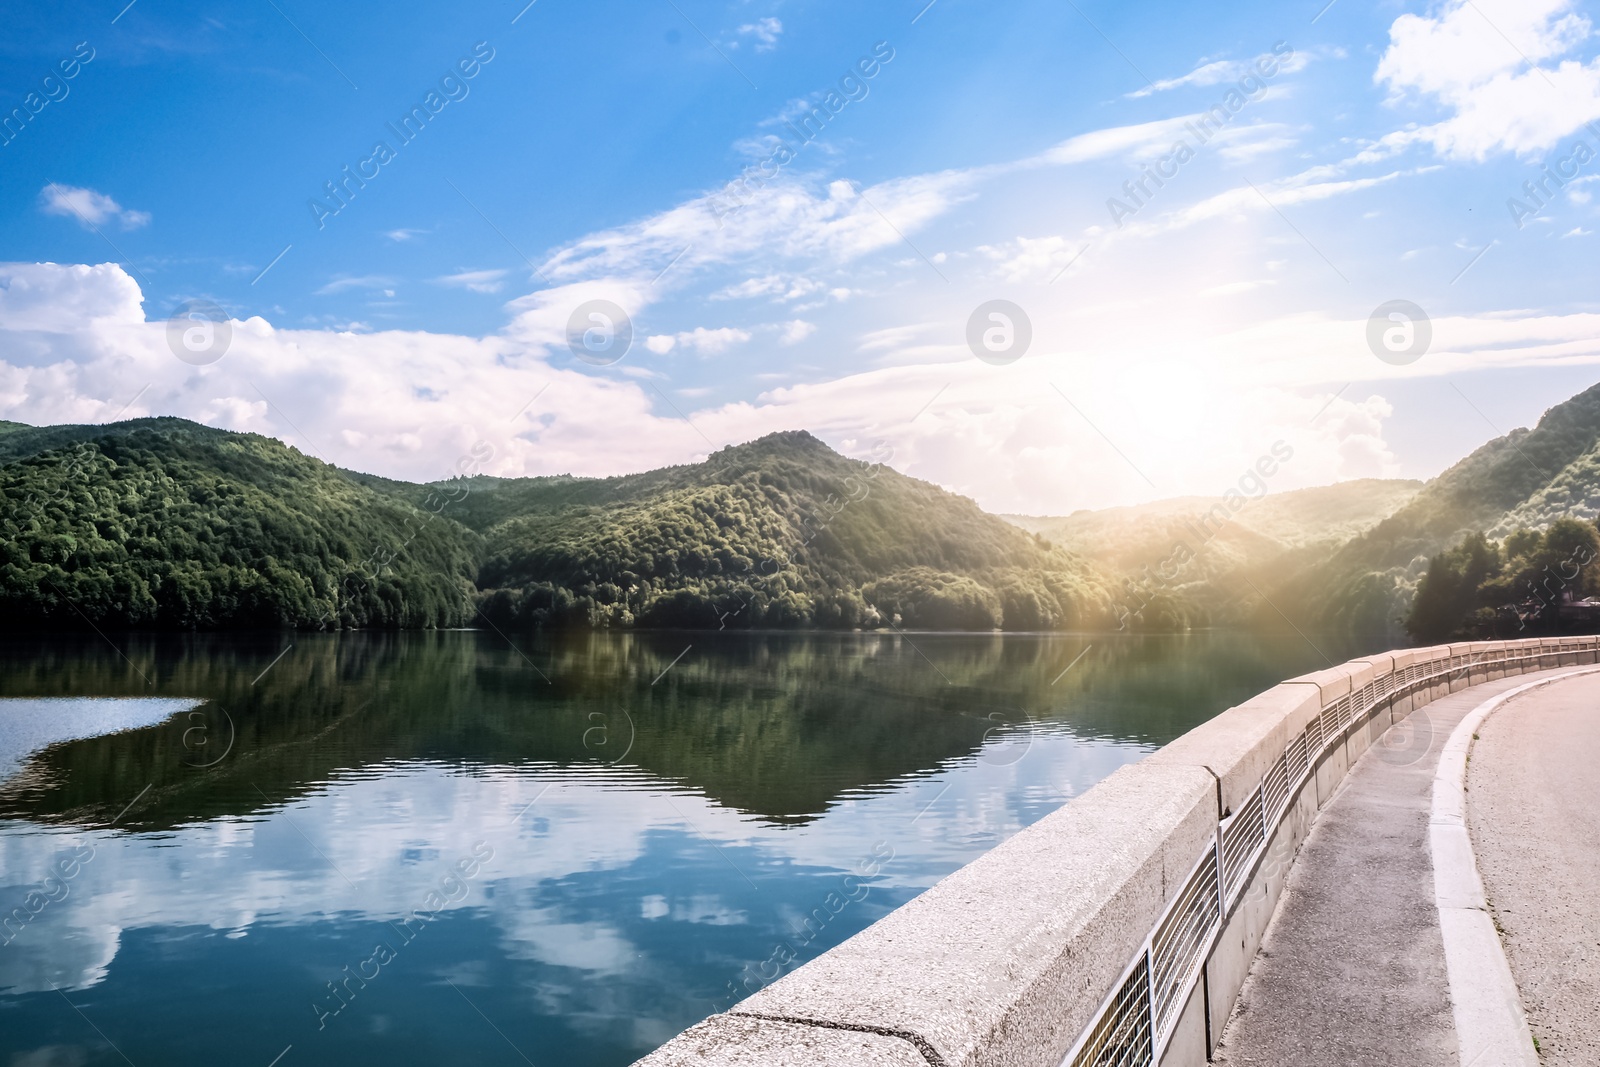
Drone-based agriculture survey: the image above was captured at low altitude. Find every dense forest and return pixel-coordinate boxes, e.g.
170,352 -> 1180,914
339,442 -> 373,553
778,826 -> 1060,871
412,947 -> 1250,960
0,419 -> 1114,632
1404,518 -> 1600,641
0,420 -> 478,629
471,431 -> 1114,631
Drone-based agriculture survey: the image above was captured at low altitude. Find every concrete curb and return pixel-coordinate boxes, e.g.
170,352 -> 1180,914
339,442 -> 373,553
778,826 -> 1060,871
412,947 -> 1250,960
1431,667 -> 1600,1067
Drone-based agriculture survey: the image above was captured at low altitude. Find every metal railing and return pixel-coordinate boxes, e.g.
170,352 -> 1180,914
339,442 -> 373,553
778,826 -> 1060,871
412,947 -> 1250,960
1059,638 -> 1591,1067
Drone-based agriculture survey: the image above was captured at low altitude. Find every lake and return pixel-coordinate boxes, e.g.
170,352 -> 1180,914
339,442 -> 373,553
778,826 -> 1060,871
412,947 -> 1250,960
0,628 -> 1376,1066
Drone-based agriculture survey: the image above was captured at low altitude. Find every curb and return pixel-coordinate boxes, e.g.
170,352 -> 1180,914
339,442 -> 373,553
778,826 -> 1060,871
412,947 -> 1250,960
1430,666 -> 1600,1067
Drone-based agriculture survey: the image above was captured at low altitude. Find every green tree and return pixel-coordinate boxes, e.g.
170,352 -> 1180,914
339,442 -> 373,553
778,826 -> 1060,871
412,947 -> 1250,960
1406,531 -> 1500,642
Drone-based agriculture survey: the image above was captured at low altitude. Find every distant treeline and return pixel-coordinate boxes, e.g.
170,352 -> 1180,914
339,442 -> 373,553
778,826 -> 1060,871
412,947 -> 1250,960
1406,518 -> 1600,642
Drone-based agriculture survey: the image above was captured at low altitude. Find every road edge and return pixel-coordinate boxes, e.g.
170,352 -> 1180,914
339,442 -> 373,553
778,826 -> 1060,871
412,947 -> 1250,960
1431,666 -> 1600,1067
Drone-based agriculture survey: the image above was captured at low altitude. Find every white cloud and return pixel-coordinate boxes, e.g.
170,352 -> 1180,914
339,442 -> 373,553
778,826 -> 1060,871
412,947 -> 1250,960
529,105 -> 1320,300
434,269 -> 509,294
11,261 -> 1600,514
977,235 -> 1085,284
1128,58 -> 1241,97
1035,115 -> 1202,166
384,228 -> 428,242
778,319 -> 816,345
636,326 -> 753,357
711,274 -> 825,302
314,274 -> 399,296
1208,122 -> 1299,164
1126,48 -> 1310,99
734,17 -> 782,53
1376,0 -> 1600,159
857,322 -> 937,353
538,170 -> 979,285
673,326 -> 752,355
37,184 -> 150,230
1091,165 -> 1408,250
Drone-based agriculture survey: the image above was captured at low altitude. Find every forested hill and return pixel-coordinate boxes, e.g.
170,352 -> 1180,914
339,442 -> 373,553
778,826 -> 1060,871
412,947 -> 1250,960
0,420 -> 1117,632
466,431 -> 1115,630
1277,380 -> 1600,637
0,421 -> 478,629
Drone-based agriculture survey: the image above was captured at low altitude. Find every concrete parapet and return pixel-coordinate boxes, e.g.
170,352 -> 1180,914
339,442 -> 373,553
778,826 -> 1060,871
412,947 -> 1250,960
732,761 -> 1216,1067
634,638 -> 1600,1067
1478,640 -> 1505,681
1282,665 -> 1352,705
1146,683 -> 1319,819
1353,651 -> 1394,678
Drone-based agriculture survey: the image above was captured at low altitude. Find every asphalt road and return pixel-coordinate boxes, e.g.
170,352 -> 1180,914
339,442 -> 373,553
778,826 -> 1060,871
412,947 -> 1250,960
1213,672 -> 1555,1067
1468,670 -> 1600,1067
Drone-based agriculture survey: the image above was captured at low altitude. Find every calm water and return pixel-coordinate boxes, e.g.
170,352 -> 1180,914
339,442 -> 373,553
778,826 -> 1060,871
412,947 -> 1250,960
0,629 -> 1375,1066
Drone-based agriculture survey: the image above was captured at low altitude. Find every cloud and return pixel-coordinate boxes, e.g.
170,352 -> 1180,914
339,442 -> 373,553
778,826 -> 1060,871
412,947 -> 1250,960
530,105 -> 1313,296
1128,58 -> 1242,98
538,171 -> 979,284
1126,48 -> 1310,99
1034,115 -> 1203,166
675,326 -> 752,355
433,269 -> 509,294
314,274 -> 399,296
384,228 -> 428,242
1208,122 -> 1299,164
977,235 -> 1085,284
711,274 -> 826,302
37,184 -> 150,231
642,327 -> 752,356
9,261 -> 1600,514
778,320 -> 816,345
1376,0 -> 1600,159
1089,165 -> 1409,251
733,17 -> 782,53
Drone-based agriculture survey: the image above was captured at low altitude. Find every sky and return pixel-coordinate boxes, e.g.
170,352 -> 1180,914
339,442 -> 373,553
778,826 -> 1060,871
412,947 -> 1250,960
3,0 -> 1600,514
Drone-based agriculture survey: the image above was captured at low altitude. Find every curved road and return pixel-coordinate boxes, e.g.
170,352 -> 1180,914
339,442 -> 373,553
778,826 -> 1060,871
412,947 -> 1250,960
1468,670 -> 1600,1066
1213,667 -> 1600,1067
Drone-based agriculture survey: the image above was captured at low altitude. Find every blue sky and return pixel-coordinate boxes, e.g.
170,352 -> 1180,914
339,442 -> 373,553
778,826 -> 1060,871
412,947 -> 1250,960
4,0 -> 1600,513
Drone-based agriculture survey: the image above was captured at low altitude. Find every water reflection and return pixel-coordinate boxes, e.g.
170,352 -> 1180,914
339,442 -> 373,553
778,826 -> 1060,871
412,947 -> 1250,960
0,629 -> 1373,1065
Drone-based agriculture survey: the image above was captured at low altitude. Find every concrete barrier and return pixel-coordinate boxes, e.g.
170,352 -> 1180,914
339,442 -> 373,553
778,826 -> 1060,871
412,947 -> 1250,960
632,636 -> 1600,1067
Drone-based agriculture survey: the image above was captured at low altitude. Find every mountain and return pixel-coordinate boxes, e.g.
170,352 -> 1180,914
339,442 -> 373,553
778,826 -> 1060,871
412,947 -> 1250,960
1277,381 -> 1600,637
0,420 -> 479,630
17,378 -> 1600,639
466,431 -> 1115,630
1004,479 -> 1422,629
0,420 -> 1116,632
